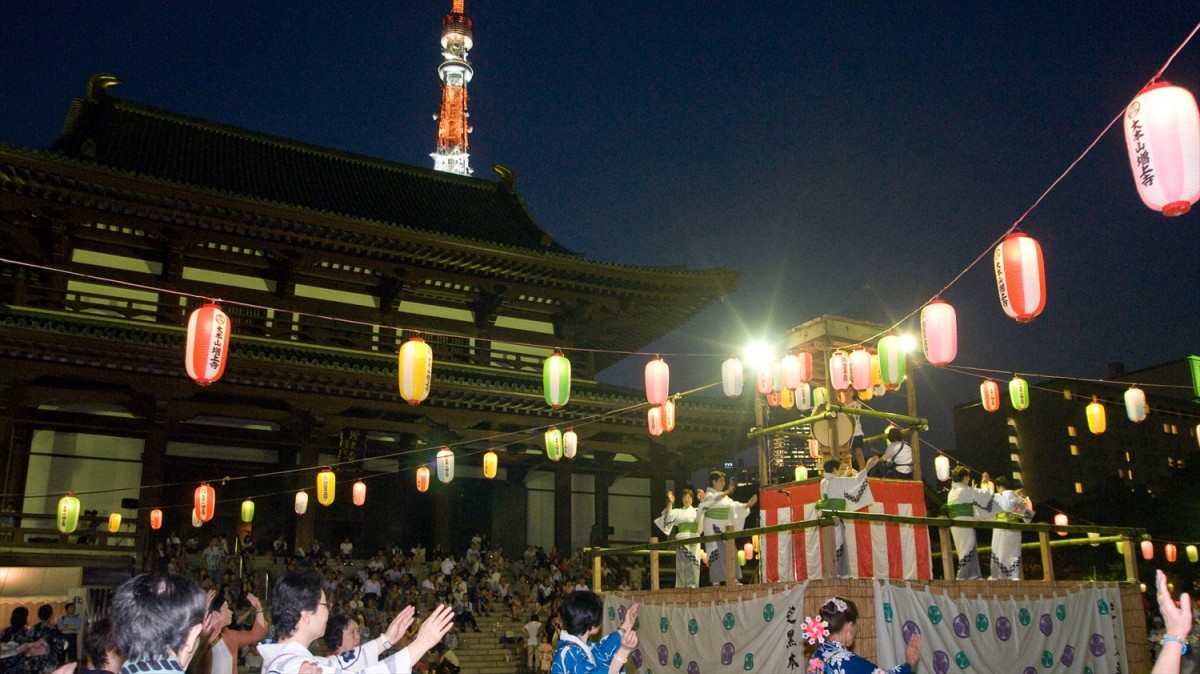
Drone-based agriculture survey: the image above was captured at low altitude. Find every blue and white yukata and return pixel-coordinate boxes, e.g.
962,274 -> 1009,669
819,469 -> 875,578
946,481 -> 995,580
654,504 -> 701,588
989,489 -> 1034,580
550,631 -> 622,674
812,639 -> 912,674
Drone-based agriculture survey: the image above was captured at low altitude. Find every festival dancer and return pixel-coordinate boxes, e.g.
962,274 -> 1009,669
653,488 -> 701,588
697,471 -> 757,586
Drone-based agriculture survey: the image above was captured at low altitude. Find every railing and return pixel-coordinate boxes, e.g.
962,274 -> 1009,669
0,512 -> 138,551
588,509 -> 1147,591
2,278 -> 557,374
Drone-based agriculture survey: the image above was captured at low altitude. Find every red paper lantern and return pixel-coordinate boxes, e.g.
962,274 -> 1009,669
194,483 -> 215,522
795,352 -> 813,383
352,481 -> 367,506
416,466 -> 431,493
994,232 -> 1046,323
828,350 -> 851,391
849,348 -> 872,391
921,300 -> 957,366
721,357 -> 744,398
645,357 -> 670,405
980,379 -> 1001,413
398,337 -> 433,405
185,302 -> 231,385
1166,543 -> 1178,563
1124,82 -> 1200,217
149,508 -> 163,530
765,390 -> 780,407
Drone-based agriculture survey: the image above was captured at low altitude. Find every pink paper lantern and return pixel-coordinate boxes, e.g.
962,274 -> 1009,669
921,300 -> 957,366
849,348 -> 872,391
645,357 -> 670,405
780,354 -> 802,390
755,367 -> 772,395
1054,513 -> 1068,537
828,350 -> 851,391
1124,82 -> 1200,216
647,407 -> 665,437
994,232 -> 1046,323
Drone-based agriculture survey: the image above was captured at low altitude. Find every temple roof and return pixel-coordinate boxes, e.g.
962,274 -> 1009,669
49,75 -> 569,254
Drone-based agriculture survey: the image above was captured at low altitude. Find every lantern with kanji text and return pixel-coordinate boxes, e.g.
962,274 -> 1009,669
828,351 -> 851,391
980,379 -> 1001,413
56,493 -> 81,534
185,302 -> 231,385
1009,377 -> 1029,411
317,468 -> 336,506
1124,81 -> 1200,216
436,448 -> 455,484
564,429 -> 578,459
483,451 -> 498,479
416,466 -> 431,493
398,337 -> 433,405
994,232 -> 1046,323
545,427 -> 564,461
195,483 -> 216,523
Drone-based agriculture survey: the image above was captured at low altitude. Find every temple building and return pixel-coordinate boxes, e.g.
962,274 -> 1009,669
0,74 -> 749,568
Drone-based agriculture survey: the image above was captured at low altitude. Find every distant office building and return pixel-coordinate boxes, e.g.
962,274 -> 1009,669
952,357 -> 1199,508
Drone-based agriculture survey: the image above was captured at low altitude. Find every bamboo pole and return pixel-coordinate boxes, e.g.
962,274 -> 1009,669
938,527 -> 955,581
649,536 -> 660,591
1039,531 -> 1055,581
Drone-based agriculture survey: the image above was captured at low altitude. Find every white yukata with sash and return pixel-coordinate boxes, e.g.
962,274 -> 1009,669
654,504 -> 701,588
946,481 -> 995,580
697,492 -> 752,585
819,468 -> 875,578
989,489 -> 1034,580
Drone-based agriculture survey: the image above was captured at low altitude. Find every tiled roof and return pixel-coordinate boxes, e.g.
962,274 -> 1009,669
49,76 -> 572,254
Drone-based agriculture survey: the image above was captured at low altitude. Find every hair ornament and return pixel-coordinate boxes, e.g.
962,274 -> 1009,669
801,616 -> 829,645
827,597 -> 848,613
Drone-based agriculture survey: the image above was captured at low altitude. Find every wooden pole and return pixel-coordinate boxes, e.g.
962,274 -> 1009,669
593,554 -> 602,592
724,525 -> 737,585
649,536 -> 660,591
1039,531 -> 1055,581
938,527 -> 956,581
1123,535 -> 1139,583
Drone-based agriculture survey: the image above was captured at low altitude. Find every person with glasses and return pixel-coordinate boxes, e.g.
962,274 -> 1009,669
258,570 -> 453,673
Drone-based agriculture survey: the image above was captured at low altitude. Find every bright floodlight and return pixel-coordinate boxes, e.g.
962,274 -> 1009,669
745,342 -> 772,370
899,334 -> 918,353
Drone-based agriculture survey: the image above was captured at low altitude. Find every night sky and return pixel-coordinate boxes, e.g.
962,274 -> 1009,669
3,2 -> 1199,465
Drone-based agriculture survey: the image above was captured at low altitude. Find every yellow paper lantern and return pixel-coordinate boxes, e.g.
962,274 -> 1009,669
483,450 -> 498,479
149,508 -> 163,531
56,494 -> 81,534
316,469 -> 336,506
107,512 -> 122,533
352,481 -> 367,506
1086,397 -> 1106,435
241,499 -> 255,523
398,337 -> 433,405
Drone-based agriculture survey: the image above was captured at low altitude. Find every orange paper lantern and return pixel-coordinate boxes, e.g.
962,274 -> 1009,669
416,465 -> 431,493
352,481 -> 367,506
149,508 -> 163,530
194,483 -> 215,522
